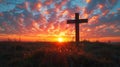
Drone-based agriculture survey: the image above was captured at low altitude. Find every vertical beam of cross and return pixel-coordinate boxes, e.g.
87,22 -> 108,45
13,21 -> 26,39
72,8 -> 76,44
67,13 -> 88,46
75,13 -> 80,46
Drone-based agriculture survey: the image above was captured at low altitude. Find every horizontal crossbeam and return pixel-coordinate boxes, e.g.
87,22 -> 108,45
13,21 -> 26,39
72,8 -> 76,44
67,19 -> 88,24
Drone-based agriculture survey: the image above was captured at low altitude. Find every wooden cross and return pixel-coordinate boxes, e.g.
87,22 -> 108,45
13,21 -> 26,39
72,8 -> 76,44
67,13 -> 88,46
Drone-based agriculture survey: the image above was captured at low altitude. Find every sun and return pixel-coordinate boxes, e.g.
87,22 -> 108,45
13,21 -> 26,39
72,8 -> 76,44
58,37 -> 64,42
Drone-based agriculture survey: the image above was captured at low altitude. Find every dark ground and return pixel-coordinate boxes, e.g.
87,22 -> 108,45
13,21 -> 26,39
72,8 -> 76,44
0,41 -> 120,67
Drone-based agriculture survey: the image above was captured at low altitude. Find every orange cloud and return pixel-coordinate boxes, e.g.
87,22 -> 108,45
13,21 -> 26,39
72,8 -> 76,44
98,4 -> 104,9
32,2 -> 42,11
44,0 -> 53,5
86,0 -> 91,3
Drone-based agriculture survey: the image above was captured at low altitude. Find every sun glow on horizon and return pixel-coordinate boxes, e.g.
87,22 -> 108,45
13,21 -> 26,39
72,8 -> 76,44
58,37 -> 64,42
0,34 -> 120,42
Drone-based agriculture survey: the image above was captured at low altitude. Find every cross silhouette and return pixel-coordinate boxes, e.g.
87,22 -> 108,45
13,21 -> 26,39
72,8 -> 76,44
67,13 -> 88,46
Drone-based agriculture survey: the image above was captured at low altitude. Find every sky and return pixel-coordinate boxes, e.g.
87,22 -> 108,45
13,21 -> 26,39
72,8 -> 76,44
0,0 -> 120,42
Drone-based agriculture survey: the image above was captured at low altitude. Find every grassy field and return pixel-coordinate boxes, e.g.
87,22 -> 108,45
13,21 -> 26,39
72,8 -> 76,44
0,41 -> 120,67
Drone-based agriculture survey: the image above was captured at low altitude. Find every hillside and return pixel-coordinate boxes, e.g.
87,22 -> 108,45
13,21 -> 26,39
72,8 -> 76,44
0,41 -> 120,67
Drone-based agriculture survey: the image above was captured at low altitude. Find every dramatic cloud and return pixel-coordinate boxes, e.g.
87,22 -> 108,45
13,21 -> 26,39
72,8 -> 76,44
0,0 -> 120,42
